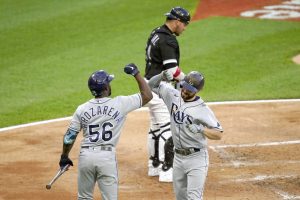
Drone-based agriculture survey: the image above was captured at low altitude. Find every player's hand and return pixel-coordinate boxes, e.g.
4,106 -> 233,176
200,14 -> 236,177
174,71 -> 185,81
124,63 -> 140,76
186,123 -> 204,134
59,154 -> 73,169
163,70 -> 173,81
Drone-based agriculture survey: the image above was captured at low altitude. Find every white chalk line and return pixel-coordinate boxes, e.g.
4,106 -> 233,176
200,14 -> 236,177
211,139 -> 300,198
219,174 -> 300,199
219,174 -> 298,184
210,160 -> 300,168
0,116 -> 72,132
209,140 -> 300,172
209,140 -> 300,149
272,188 -> 300,200
1,98 -> 299,133
220,174 -> 300,199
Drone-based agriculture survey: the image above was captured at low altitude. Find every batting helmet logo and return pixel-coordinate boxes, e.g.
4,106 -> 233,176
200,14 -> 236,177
180,71 -> 205,93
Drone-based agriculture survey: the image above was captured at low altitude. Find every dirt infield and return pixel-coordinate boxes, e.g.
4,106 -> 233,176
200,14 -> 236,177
192,0 -> 300,22
0,101 -> 299,200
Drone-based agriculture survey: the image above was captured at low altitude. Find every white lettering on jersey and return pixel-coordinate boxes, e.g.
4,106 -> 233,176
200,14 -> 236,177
80,106 -> 120,123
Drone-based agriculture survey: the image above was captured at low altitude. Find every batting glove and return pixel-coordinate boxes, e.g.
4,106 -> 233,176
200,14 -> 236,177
59,154 -> 73,168
124,63 -> 140,76
186,124 -> 205,134
163,70 -> 173,81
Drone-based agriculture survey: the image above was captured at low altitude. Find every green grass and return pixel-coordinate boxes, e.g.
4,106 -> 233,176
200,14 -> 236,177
1,0 -> 300,128
179,17 -> 300,101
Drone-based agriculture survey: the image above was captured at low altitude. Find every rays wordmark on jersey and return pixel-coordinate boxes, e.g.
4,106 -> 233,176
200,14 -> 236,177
171,103 -> 192,124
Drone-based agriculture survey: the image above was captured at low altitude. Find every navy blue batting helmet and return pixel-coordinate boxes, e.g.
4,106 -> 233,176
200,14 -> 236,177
88,70 -> 114,97
180,71 -> 205,93
165,6 -> 191,25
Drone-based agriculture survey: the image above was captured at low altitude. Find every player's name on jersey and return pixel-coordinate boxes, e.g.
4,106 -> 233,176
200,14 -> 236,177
81,106 -> 121,124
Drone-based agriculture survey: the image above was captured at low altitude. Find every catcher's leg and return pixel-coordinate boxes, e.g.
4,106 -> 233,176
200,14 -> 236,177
146,89 -> 170,177
147,125 -> 162,176
158,126 -> 173,182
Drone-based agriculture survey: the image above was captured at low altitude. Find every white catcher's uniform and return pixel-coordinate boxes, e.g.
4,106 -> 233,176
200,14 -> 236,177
68,95 -> 142,200
146,79 -> 173,182
156,83 -> 223,200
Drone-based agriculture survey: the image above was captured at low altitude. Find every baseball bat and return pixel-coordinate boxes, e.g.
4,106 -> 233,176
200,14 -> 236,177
46,164 -> 70,190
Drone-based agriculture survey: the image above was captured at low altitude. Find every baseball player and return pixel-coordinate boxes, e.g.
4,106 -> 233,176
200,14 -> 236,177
58,63 -> 152,200
144,6 -> 190,182
148,70 -> 223,200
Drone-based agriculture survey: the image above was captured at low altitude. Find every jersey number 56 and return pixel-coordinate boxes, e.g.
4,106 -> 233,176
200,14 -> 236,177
88,122 -> 113,142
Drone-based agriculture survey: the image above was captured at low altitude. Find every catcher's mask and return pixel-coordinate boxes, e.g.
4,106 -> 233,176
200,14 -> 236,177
88,70 -> 114,97
165,6 -> 191,25
180,71 -> 205,93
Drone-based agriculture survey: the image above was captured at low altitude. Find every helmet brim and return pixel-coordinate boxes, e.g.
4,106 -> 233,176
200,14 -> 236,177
164,12 -> 190,25
180,81 -> 198,93
165,12 -> 177,20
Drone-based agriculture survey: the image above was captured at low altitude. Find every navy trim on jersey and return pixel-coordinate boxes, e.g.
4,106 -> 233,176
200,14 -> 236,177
183,96 -> 200,103
178,93 -> 184,149
89,98 -> 112,104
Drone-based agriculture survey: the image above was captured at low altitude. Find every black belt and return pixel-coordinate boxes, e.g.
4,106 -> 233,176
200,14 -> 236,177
175,148 -> 200,156
82,146 -> 113,151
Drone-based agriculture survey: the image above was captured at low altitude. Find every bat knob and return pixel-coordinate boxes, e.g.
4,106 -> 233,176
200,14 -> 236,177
46,184 -> 51,190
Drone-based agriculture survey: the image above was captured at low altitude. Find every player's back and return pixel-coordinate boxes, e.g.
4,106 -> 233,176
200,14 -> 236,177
72,94 -> 141,148
145,25 -> 179,80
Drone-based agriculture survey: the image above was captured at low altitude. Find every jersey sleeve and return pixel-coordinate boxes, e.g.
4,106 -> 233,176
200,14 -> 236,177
157,83 -> 177,106
160,36 -> 178,66
197,106 -> 223,132
68,106 -> 83,132
116,94 -> 142,114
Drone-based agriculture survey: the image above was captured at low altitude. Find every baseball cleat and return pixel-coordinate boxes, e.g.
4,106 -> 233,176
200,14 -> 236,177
159,168 -> 173,182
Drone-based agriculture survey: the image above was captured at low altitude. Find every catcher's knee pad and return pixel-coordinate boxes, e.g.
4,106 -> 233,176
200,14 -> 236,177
148,122 -> 171,168
158,127 -> 172,162
162,136 -> 174,171
148,127 -> 161,168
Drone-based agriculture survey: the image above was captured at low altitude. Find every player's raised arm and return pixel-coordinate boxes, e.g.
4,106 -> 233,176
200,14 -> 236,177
124,63 -> 153,106
148,70 -> 173,93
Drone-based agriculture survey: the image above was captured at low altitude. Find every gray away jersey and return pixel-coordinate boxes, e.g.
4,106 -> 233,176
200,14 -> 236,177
68,94 -> 142,147
157,83 -> 223,149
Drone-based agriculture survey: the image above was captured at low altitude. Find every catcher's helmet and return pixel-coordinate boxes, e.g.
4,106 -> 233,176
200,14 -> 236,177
88,70 -> 114,97
180,71 -> 205,93
165,6 -> 191,24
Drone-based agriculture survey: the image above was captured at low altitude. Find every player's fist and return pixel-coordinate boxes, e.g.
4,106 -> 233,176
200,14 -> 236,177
59,154 -> 73,169
186,123 -> 204,134
124,63 -> 139,76
163,70 -> 173,81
